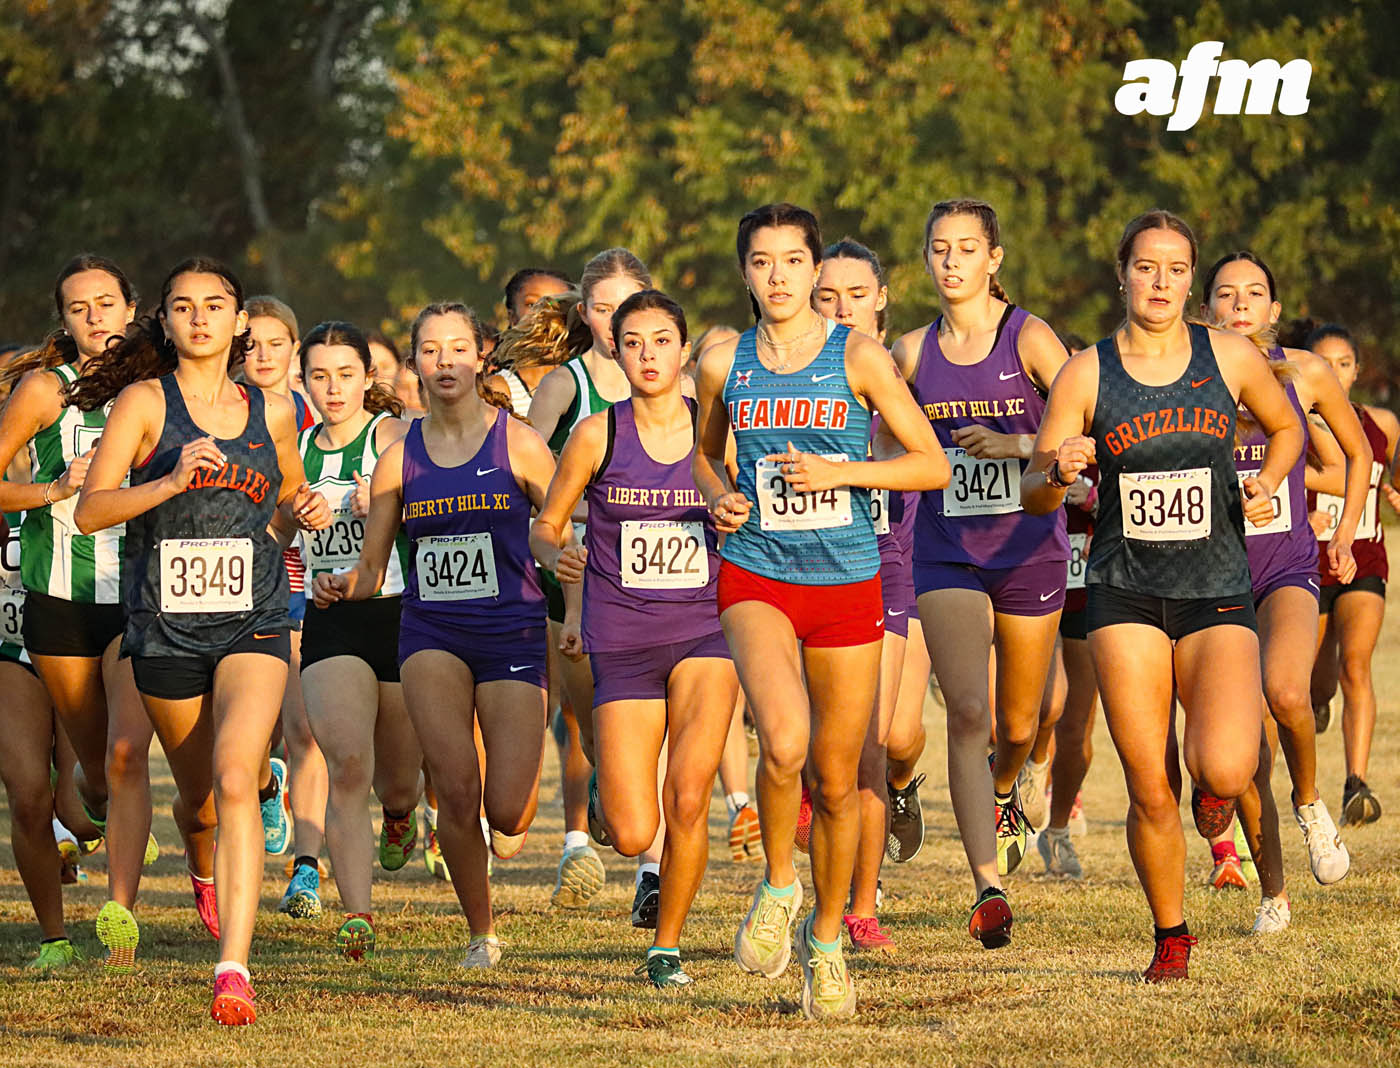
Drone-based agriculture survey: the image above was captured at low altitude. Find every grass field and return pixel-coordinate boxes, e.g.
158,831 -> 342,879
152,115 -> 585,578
2,619 -> 1398,1068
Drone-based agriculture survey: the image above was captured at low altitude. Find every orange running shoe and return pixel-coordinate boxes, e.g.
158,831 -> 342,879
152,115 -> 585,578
968,886 -> 1013,949
191,873 -> 219,939
1209,852 -> 1248,890
210,969 -> 256,1025
728,802 -> 762,861
794,786 -> 813,855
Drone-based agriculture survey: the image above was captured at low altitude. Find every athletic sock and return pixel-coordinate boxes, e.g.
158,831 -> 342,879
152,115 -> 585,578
1154,922 -> 1189,941
647,945 -> 679,958
725,792 -> 750,818
424,805 -> 438,827
763,878 -> 795,898
1210,841 -> 1239,863
294,855 -> 318,873
994,790 -> 1013,807
214,960 -> 250,982
808,930 -> 841,954
382,806 -> 412,821
41,936 -> 68,945
636,862 -> 660,889
258,778 -> 277,804
563,830 -> 589,851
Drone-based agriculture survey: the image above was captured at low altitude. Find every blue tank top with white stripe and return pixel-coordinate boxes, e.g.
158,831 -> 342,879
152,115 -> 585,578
720,322 -> 879,585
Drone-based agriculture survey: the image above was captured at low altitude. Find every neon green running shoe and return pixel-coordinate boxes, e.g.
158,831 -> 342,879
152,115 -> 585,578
27,938 -> 78,973
379,810 -> 417,871
795,913 -> 856,1020
143,833 -> 159,867
96,901 -> 139,974
336,913 -> 375,962
734,877 -> 803,978
423,817 -> 451,881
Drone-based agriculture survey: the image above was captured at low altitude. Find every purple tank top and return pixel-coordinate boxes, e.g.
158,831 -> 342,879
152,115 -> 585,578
1235,347 -> 1318,594
911,305 -> 1068,569
401,410 -> 544,630
582,399 -> 721,652
869,415 -> 917,569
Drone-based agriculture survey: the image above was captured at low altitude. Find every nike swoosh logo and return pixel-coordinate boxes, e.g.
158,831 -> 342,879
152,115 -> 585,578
1307,579 -> 1319,590
875,619 -> 885,628
1040,589 -> 1060,601
1216,605 -> 1243,612
249,442 -> 267,449
999,370 -> 1022,381
1191,378 -> 1213,389
509,664 -> 530,672
253,632 -> 278,639
812,373 -> 839,383
477,467 -> 499,476
887,609 -> 905,616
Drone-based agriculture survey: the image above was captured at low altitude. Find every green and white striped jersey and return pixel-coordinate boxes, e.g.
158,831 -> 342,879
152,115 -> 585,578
299,412 -> 409,597
22,364 -> 123,603
0,510 -> 28,662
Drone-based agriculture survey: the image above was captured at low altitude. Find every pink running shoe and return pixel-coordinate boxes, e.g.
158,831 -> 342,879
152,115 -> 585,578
843,914 -> 896,955
210,969 -> 256,1025
794,786 -> 814,855
191,873 -> 220,939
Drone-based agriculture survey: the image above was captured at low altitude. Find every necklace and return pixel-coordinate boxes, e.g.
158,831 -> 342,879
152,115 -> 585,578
756,313 -> 824,372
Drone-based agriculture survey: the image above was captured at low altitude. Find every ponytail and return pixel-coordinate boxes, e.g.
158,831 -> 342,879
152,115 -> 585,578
478,375 -> 520,418
0,329 -> 82,391
364,382 -> 404,417
66,314 -> 178,412
988,277 -> 1010,304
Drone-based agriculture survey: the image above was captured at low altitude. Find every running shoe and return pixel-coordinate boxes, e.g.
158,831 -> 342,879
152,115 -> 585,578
284,856 -> 330,879
1208,851 -> 1248,891
461,934 -> 502,969
1190,787 -> 1236,839
143,833 -> 159,867
210,970 -> 256,1025
1313,697 -> 1332,734
587,770 -> 612,848
968,886 -> 1013,948
490,827 -> 527,860
794,913 -> 856,1020
1143,933 -> 1197,983
994,786 -> 1029,876
191,873 -> 220,939
552,844 -> 605,908
1037,826 -> 1082,879
1342,775 -> 1382,826
261,757 -> 290,856
379,810 -> 417,871
1252,896 -> 1291,936
279,861 -> 322,919
843,914 -> 896,955
794,785 -> 814,855
1234,818 -> 1257,883
26,938 -> 78,972
734,877 -> 803,978
631,870 -> 660,929
728,802 -> 762,862
1018,759 -> 1050,832
1067,790 -> 1087,837
424,814 -> 451,882
886,774 -> 925,863
637,951 -> 693,988
58,839 -> 87,884
96,901 -> 139,974
336,913 -> 375,961
1294,798 -> 1350,884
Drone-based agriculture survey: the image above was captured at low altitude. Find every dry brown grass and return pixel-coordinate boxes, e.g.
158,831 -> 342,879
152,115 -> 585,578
2,608 -> 1398,1067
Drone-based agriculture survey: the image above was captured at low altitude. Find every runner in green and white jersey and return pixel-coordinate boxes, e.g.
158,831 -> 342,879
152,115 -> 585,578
0,255 -> 156,974
295,321 -> 422,960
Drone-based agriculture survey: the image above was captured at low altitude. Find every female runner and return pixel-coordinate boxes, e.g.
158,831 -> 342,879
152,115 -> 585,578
1194,253 -> 1363,931
73,256 -> 328,1023
528,252 -> 661,919
314,302 -> 553,969
891,199 -> 1070,945
295,320 -> 423,957
486,267 -> 574,416
243,297 -> 329,894
694,202 -> 947,1019
1307,323 -> 1395,826
1022,211 -> 1304,980
533,289 -> 739,987
812,238 -> 905,952
0,254 -> 158,974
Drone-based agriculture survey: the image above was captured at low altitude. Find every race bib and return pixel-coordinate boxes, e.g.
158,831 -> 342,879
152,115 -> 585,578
620,521 -> 708,590
756,455 -> 853,532
943,448 -> 1021,517
1067,532 -> 1089,591
72,425 -> 103,456
1120,468 -> 1211,542
0,524 -> 21,646
159,538 -> 253,613
1237,469 -> 1292,538
416,533 -> 498,601
1316,461 -> 1383,542
870,488 -> 890,536
302,479 -> 364,572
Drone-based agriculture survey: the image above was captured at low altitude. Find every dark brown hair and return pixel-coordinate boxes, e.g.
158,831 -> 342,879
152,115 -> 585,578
923,199 -> 1008,304
610,289 -> 689,349
300,320 -> 403,417
737,203 -> 823,321
408,302 -> 519,418
1114,210 -> 1198,278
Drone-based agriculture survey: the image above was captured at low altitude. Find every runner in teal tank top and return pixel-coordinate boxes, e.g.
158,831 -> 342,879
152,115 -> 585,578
694,204 -> 947,1021
294,322 -> 424,957
525,249 -> 655,918
0,255 -> 158,974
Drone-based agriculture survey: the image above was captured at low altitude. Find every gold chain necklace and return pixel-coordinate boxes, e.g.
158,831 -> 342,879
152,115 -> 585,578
756,313 -> 824,372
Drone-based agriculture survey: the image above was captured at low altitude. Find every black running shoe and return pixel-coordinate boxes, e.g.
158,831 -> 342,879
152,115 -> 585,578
1314,698 -> 1332,735
587,770 -> 612,848
1342,775 -> 1382,826
886,774 -> 926,863
631,871 -> 660,929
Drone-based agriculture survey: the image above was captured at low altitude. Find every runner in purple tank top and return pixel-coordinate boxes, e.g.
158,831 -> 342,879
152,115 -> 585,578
1186,252 -> 1368,927
532,290 -> 739,988
891,199 -> 1069,946
314,302 -> 556,971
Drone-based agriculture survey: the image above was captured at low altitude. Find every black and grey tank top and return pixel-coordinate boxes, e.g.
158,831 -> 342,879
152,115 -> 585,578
122,374 -> 290,658
1087,323 -> 1250,599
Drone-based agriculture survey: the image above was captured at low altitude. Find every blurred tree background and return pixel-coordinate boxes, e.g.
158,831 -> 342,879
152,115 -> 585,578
3,0 -> 1397,390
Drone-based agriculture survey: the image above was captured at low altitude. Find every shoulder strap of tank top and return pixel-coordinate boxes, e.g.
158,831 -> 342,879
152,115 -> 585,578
594,403 -> 619,485
1093,335 -> 1121,387
298,424 -> 317,455
246,381 -> 269,436
364,411 -> 389,460
990,304 -> 1017,353
686,395 -> 698,433
51,362 -> 78,387
159,372 -> 188,426
569,359 -> 593,414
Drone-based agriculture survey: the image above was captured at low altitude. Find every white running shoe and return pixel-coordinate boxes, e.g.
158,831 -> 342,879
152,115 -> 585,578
1251,895 -> 1291,935
1018,759 -> 1050,832
461,935 -> 502,968
1294,799 -> 1350,885
1036,826 -> 1082,879
734,877 -> 803,978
